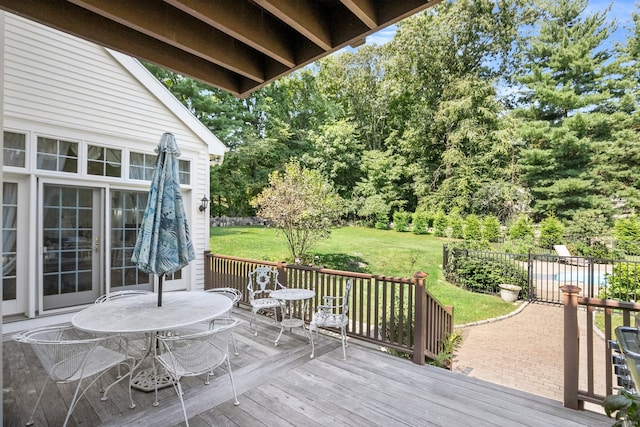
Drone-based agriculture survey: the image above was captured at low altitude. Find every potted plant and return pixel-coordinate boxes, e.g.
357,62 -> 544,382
498,283 -> 522,303
603,390 -> 640,426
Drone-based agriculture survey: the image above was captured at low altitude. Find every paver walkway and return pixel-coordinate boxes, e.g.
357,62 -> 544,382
453,302 -> 609,412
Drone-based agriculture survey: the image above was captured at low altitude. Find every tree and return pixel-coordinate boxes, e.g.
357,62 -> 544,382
515,0 -> 617,221
538,216 -> 565,249
251,161 -> 343,261
508,214 -> 534,240
464,214 -> 483,241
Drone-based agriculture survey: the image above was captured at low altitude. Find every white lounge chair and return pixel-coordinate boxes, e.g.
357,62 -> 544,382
554,245 -> 588,266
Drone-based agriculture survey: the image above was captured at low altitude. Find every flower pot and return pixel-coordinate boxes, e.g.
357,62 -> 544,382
499,284 -> 521,303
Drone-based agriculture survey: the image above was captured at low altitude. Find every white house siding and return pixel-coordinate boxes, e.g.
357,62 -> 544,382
2,12 -> 224,318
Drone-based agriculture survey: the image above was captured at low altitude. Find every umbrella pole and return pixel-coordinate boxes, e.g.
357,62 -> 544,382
158,274 -> 163,307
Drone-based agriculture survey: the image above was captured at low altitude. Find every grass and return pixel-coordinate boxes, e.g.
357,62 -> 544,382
209,225 -> 517,325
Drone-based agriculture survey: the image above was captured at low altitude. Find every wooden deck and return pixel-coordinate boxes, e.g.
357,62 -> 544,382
4,307 -> 612,427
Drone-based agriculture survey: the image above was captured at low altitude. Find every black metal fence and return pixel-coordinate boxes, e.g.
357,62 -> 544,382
443,244 -> 640,304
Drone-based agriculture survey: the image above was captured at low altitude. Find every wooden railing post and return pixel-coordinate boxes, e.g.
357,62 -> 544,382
561,285 -> 582,410
204,250 -> 212,290
413,271 -> 428,365
277,260 -> 287,287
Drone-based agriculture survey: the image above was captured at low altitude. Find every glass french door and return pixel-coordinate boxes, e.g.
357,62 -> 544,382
109,189 -> 153,292
41,183 -> 102,310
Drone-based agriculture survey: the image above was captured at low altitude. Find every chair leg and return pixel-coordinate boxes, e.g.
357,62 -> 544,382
249,309 -> 258,336
341,327 -> 347,360
173,379 -> 190,427
225,357 -> 240,406
310,326 -> 316,359
231,332 -> 239,356
26,376 -> 50,426
102,358 -> 136,409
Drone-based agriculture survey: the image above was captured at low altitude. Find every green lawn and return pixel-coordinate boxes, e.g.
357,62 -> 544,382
209,225 -> 517,325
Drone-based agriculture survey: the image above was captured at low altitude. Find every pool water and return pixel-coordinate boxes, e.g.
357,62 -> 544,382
554,271 -> 609,286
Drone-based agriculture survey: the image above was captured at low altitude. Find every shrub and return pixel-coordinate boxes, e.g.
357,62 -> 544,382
374,211 -> 389,229
508,214 -> 534,240
464,214 -> 482,241
393,211 -> 411,232
482,215 -> 501,242
412,212 -> 429,234
448,212 -> 464,239
538,216 -> 565,249
502,236 -> 535,258
614,217 -> 640,256
454,257 -> 528,294
600,263 -> 640,302
433,211 -> 448,237
444,244 -> 528,295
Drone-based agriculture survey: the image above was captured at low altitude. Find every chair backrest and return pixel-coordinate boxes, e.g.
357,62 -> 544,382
554,245 -> 572,257
205,287 -> 242,304
13,325 -> 127,381
247,266 -> 284,303
156,318 -> 241,377
95,290 -> 152,304
341,280 -> 352,318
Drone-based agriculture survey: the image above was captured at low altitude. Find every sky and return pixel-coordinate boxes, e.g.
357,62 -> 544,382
362,0 -> 637,48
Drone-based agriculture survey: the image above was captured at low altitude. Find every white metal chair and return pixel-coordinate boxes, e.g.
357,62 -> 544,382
155,318 -> 242,427
94,289 -> 152,304
309,280 -> 352,360
206,287 -> 243,355
176,288 -> 243,355
13,325 -> 136,427
95,289 -> 153,365
247,266 -> 286,335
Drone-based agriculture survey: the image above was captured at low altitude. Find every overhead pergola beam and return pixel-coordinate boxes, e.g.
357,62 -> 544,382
341,0 -> 378,29
69,0 -> 271,83
165,0 -> 299,69
254,0 -> 333,51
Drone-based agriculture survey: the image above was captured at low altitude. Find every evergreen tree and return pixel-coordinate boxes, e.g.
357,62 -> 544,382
515,0 -> 616,222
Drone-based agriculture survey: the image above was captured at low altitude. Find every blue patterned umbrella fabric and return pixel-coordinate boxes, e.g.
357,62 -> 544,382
132,132 -> 196,306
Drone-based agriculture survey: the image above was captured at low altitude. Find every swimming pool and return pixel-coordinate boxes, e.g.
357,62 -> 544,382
554,271 -> 609,286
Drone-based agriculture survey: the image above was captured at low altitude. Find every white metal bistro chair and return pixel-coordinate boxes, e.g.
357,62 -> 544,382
94,289 -> 152,304
175,288 -> 243,355
13,325 -> 136,427
95,290 -> 153,367
309,280 -> 352,360
206,287 -> 243,355
247,266 -> 286,335
155,318 -> 242,427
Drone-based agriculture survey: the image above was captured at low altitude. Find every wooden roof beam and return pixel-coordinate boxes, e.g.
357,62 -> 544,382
254,0 -> 333,51
165,0 -> 298,69
341,0 -> 378,29
68,0 -> 267,83
0,0 -> 248,95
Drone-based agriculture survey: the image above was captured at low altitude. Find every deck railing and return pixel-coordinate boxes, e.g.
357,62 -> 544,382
562,286 -> 640,409
204,251 -> 454,365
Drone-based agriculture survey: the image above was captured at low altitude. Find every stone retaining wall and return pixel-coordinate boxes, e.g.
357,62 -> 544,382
210,216 -> 269,227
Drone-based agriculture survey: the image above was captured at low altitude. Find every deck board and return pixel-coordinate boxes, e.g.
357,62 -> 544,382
3,307 -> 612,427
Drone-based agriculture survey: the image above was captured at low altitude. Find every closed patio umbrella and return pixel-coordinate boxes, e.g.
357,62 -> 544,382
132,132 -> 195,307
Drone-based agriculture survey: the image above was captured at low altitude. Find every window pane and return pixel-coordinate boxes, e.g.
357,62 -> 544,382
88,145 -> 121,177
87,160 -> 103,175
37,138 -> 57,154
4,132 -> 26,168
37,137 -> 78,173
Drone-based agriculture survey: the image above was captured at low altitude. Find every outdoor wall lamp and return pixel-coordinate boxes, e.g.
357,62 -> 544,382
199,195 -> 209,212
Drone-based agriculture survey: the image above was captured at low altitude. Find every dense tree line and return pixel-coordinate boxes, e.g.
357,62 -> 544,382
144,0 -> 640,228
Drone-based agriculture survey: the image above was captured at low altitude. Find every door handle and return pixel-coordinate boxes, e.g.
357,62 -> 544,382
95,237 -> 100,251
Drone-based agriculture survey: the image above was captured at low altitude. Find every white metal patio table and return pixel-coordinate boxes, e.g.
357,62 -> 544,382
72,291 -> 232,398
270,288 -> 315,351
